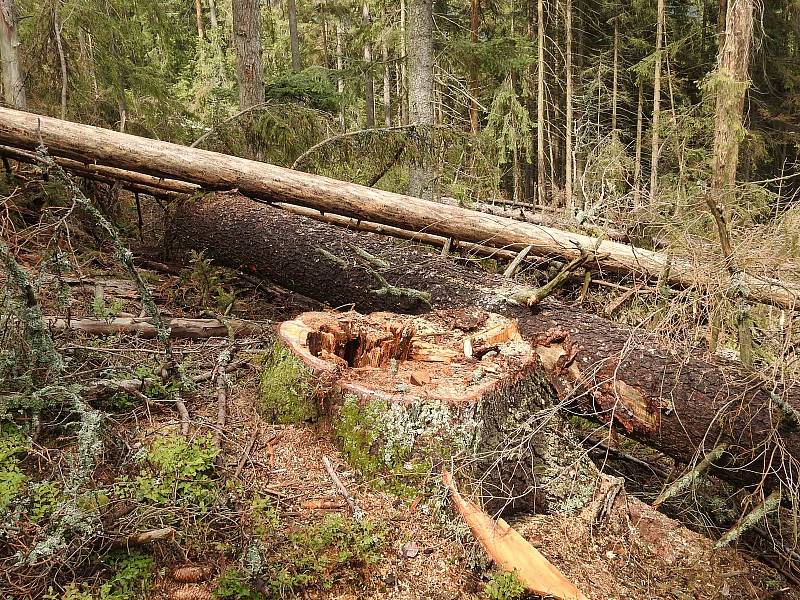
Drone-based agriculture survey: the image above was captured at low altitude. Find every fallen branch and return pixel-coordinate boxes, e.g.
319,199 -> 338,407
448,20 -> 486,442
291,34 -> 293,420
46,316 -> 270,339
112,527 -> 176,548
442,470 -> 588,600
322,455 -> 362,518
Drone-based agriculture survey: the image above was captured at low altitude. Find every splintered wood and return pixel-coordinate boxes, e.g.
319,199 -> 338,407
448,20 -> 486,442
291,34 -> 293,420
278,308 -> 535,403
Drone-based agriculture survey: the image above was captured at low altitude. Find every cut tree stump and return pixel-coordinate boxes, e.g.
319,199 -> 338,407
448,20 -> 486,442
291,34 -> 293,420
169,193 -> 800,497
279,308 -> 598,514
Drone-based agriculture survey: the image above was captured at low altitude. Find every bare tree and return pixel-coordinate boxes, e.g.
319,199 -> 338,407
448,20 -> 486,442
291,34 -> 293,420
469,0 -> 480,134
288,0 -> 301,72
363,1 -> 374,128
0,0 -> 26,109
649,0 -> 665,204
564,0 -> 573,213
232,0 -> 265,109
382,41 -> 391,127
536,0 -> 546,205
408,0 -> 434,199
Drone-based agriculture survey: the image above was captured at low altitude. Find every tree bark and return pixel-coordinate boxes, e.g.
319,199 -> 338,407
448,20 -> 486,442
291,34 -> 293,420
0,107 -> 796,310
407,0 -> 435,200
288,0 -> 301,72
611,16 -> 618,133
336,19 -> 345,129
54,1 -> 68,119
564,0 -> 573,213
167,192 -> 800,495
634,83 -> 644,204
195,0 -> 206,39
469,0 -> 480,134
399,0 -> 408,126
650,0 -> 665,204
362,1 -> 375,128
232,0 -> 265,109
0,0 -> 25,109
382,41 -> 392,127
536,0 -> 546,206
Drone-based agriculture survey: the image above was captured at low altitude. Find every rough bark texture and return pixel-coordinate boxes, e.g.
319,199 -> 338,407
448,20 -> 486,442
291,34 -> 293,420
650,0 -> 664,204
168,193 -> 800,495
407,0 -> 434,200
232,0 -> 264,109
0,107 -> 796,310
288,0 -> 301,72
0,0 -> 25,109
362,2 -> 375,128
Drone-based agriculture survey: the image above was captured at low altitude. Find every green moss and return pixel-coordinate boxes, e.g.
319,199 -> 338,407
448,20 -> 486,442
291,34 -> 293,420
258,343 -> 318,424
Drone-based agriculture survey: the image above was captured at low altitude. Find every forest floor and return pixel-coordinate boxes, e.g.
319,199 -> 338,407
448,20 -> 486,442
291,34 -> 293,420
3,247 -> 796,600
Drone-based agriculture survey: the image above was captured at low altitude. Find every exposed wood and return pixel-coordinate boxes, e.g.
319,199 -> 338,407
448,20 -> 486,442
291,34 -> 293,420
442,470 -> 589,600
0,108 -> 797,310
168,194 -> 800,495
112,527 -> 176,548
47,316 -> 269,339
502,244 -> 533,278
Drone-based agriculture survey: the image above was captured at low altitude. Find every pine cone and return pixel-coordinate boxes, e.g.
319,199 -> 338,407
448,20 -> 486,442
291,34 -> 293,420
172,565 -> 211,583
171,585 -> 213,600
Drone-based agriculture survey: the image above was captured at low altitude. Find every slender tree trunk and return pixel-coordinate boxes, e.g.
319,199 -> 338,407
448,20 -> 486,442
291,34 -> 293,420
194,0 -> 206,39
537,0 -> 546,205
564,0 -> 573,213
718,0 -> 728,37
611,16 -> 618,133
363,2 -> 375,128
0,0 -> 25,109
288,0 -> 301,72
382,41 -> 392,127
707,0 -> 754,363
336,19 -> 345,129
408,0 -> 435,200
634,83 -> 644,204
208,0 -> 219,29
469,0 -> 480,134
400,0 -> 408,125
649,0 -> 665,204
54,1 -> 67,119
232,0 -> 265,109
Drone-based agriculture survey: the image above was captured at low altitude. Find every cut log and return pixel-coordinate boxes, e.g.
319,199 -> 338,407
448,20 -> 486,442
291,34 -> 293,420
47,316 -> 269,339
0,107 -> 796,310
279,308 -> 599,514
168,194 -> 800,496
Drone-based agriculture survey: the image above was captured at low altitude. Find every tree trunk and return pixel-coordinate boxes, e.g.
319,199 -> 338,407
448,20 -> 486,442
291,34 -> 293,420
208,0 -> 219,29
382,41 -> 392,127
0,107 -> 796,310
407,0 -> 435,200
0,0 -> 25,109
611,16 -> 618,133
288,0 -> 301,72
564,0 -> 573,213
362,2 -> 375,128
469,0 -> 480,134
194,0 -> 206,39
650,0 -> 665,204
536,0 -> 546,206
54,1 -> 67,119
634,83 -> 644,204
232,0 -> 265,109
399,0 -> 408,126
336,19 -> 345,129
167,192 -> 800,495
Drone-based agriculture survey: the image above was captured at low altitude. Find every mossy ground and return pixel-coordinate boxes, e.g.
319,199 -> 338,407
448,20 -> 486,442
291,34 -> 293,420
257,342 -> 319,424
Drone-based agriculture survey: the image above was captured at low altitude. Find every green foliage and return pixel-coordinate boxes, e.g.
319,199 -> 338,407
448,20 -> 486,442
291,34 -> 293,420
130,434 -> 219,509
180,249 -> 235,314
0,422 -> 29,514
264,67 -> 339,113
30,480 -> 63,523
47,551 -> 153,600
90,292 -> 124,323
213,569 -> 266,600
484,570 -> 526,600
258,343 -> 317,424
486,75 -> 534,166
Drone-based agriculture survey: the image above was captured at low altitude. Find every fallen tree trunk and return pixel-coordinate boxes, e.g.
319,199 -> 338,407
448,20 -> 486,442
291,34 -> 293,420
168,193 -> 800,495
48,315 -> 269,339
0,107 -> 796,310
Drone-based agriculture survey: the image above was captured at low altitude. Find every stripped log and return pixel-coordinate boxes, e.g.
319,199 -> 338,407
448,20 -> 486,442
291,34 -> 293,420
169,193 -> 800,494
0,107 -> 796,309
47,315 -> 269,339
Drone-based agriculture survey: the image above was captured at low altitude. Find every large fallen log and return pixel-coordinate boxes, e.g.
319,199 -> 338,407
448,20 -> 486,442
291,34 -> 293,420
0,107 -> 796,310
168,193 -> 800,496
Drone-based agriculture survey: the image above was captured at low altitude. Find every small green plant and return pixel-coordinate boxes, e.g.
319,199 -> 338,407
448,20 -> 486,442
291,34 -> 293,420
0,422 -> 29,514
258,343 -> 317,424
181,250 -> 235,313
29,480 -> 62,523
46,551 -> 153,600
213,568 -> 266,600
130,434 -> 219,509
90,288 -> 124,323
484,570 -> 525,600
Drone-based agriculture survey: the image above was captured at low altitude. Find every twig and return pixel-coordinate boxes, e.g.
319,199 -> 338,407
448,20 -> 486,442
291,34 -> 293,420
112,527 -> 176,548
234,425 -> 263,479
515,251 -> 593,307
716,489 -> 782,548
653,442 -> 729,508
322,455 -> 363,519
503,244 -> 533,278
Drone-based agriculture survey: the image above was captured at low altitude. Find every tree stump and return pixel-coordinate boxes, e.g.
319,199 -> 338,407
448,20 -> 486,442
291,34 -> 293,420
278,307 -> 598,514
